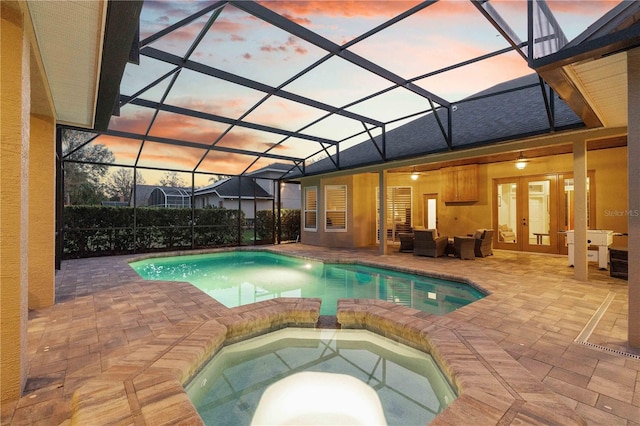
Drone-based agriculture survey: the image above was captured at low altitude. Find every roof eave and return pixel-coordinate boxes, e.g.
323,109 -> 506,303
532,11 -> 640,129
93,0 -> 143,131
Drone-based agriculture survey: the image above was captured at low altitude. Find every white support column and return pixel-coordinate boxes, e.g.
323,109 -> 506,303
379,170 -> 387,255
573,138 -> 588,281
628,48 -> 640,348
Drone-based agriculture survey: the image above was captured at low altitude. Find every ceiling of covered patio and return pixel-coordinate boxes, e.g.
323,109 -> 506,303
50,0 -> 640,186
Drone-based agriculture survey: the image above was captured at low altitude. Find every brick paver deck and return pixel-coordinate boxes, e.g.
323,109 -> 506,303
2,245 -> 638,425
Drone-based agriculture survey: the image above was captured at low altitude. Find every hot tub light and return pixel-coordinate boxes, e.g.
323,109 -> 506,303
251,372 -> 386,425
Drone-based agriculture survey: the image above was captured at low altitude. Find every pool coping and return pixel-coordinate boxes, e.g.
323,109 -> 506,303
70,295 -> 586,425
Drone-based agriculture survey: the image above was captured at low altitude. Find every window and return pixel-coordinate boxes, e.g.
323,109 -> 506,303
304,186 -> 317,231
325,185 -> 347,232
376,186 -> 412,241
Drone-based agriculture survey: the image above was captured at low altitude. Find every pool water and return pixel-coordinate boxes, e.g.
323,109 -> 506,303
130,251 -> 484,316
185,328 -> 456,426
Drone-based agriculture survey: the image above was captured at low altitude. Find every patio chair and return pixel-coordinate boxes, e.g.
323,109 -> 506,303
413,229 -> 448,258
398,233 -> 414,252
472,229 -> 494,257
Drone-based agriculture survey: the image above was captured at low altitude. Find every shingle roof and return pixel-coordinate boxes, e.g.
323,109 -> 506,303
247,162 -> 294,179
297,74 -> 583,177
194,177 -> 271,199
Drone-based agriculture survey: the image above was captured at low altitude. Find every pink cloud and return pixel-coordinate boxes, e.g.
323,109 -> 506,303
260,1 -> 422,19
545,0 -> 619,15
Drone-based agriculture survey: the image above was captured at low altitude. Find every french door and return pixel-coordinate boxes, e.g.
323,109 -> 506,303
494,175 -> 558,254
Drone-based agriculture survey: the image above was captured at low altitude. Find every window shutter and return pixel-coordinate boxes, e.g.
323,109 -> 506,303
304,187 -> 317,230
325,185 -> 346,231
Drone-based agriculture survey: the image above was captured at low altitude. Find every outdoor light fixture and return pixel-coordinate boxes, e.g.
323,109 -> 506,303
411,167 -> 419,180
515,152 -> 527,170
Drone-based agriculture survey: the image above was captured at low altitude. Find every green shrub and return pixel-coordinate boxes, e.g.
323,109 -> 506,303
62,205 -> 246,259
254,209 -> 301,243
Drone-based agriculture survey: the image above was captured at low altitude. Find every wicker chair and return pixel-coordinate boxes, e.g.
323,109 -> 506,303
413,229 -> 448,258
473,229 -> 494,257
398,233 -> 414,252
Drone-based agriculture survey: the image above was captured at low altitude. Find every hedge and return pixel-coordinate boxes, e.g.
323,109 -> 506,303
62,206 -> 300,259
254,209 -> 300,243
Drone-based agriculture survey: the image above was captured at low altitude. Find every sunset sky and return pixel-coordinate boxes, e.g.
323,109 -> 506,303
79,0 -> 621,187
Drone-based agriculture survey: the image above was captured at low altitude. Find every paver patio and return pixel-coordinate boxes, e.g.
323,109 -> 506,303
1,245 -> 638,425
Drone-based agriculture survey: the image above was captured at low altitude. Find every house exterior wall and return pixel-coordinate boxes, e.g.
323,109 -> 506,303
1,1 -> 56,401
28,113 -> 55,309
1,4 -> 30,400
280,182 -> 301,210
299,174 -> 376,248
299,146 -> 629,250
254,178 -> 301,210
352,173 -> 378,247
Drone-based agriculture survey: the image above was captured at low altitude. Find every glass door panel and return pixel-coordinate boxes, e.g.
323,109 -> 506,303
527,180 -> 550,245
495,175 -> 560,254
495,181 -> 520,250
523,176 -> 556,253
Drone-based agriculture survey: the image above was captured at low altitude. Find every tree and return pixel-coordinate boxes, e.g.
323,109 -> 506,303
62,129 -> 114,205
159,171 -> 187,187
105,168 -> 146,202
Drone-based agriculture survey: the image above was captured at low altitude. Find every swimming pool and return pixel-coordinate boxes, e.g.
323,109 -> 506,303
185,328 -> 456,425
130,251 -> 484,316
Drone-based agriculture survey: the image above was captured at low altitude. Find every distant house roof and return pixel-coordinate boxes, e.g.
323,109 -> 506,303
291,73 -> 583,178
246,162 -> 294,179
195,176 -> 272,199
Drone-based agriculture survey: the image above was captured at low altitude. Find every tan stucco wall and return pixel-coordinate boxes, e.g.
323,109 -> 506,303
299,146 -> 629,250
1,2 -> 57,401
28,114 -> 56,309
1,2 -> 30,400
300,174 -> 379,248
352,173 -> 378,247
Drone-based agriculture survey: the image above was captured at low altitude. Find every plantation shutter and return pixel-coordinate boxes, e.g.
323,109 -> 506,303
325,185 -> 347,231
390,187 -> 412,233
304,186 -> 317,231
376,186 -> 412,241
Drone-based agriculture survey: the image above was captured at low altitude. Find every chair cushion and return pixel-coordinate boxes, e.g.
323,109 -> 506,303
473,229 -> 484,239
